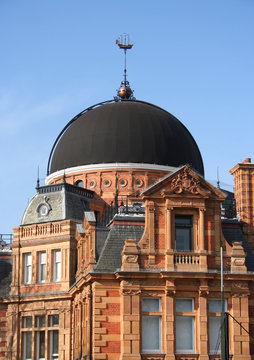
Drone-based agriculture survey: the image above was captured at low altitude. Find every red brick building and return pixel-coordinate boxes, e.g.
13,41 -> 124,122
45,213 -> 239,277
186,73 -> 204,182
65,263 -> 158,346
1,86 -> 254,359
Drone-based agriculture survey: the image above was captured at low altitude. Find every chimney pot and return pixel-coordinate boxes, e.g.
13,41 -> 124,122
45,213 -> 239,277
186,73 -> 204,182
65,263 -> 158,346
242,158 -> 251,164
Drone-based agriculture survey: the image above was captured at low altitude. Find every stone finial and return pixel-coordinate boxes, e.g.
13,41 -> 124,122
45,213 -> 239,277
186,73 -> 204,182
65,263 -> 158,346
231,241 -> 247,273
121,239 -> 139,271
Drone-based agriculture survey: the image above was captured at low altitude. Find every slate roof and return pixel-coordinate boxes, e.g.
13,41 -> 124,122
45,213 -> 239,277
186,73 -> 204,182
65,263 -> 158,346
94,222 -> 144,272
21,182 -> 95,225
0,256 -> 12,298
222,219 -> 254,272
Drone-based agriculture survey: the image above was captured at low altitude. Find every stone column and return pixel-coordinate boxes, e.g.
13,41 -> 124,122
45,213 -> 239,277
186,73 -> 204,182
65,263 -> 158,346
199,208 -> 206,251
198,282 -> 209,360
199,208 -> 208,271
120,281 -> 141,360
231,290 -> 252,359
166,204 -> 174,271
165,281 -> 176,360
148,201 -> 155,265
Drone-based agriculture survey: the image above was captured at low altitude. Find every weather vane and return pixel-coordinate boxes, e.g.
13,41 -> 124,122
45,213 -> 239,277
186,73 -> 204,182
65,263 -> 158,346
116,34 -> 134,99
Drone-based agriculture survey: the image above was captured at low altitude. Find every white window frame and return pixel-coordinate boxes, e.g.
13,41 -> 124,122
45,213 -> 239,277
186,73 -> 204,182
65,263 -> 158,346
38,252 -> 46,283
141,298 -> 162,353
23,331 -> 32,360
175,298 -> 195,354
50,329 -> 59,359
35,316 -> 46,360
24,253 -> 32,284
53,250 -> 61,282
49,316 -> 59,359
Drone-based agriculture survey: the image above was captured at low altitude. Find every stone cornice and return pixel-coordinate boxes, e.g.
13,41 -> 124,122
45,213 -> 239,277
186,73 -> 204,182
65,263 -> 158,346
46,162 -> 177,184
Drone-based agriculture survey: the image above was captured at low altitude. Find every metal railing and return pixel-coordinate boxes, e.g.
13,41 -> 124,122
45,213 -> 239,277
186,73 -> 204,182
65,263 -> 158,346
0,234 -> 13,249
96,196 -> 145,227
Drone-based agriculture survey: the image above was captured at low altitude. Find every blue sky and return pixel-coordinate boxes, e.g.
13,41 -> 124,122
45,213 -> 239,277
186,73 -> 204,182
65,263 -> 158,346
1,0 -> 254,234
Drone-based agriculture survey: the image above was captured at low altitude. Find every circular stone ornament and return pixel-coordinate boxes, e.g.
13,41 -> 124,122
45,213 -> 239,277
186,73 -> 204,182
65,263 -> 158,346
38,203 -> 50,217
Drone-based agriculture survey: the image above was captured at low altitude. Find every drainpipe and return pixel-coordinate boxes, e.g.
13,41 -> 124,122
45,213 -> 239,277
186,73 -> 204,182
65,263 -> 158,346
73,303 -> 75,360
17,229 -> 21,360
90,283 -> 93,360
80,301 -> 83,359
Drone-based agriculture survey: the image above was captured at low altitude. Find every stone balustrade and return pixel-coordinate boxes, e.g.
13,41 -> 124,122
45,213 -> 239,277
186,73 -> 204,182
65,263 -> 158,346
174,253 -> 200,265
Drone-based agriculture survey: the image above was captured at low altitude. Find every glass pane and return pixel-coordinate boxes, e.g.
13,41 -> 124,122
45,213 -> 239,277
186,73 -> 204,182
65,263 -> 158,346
40,252 -> 46,264
76,180 -> 84,188
176,316 -> 194,351
23,316 -> 32,328
142,315 -> 160,351
52,330 -> 59,355
142,298 -> 160,312
40,264 -> 46,281
36,316 -> 45,327
25,265 -> 31,284
175,216 -> 192,225
209,317 -> 221,352
176,299 -> 193,312
50,315 -> 59,327
25,253 -> 31,266
55,250 -> 61,263
38,331 -> 45,358
209,299 -> 227,312
55,262 -> 61,281
175,228 -> 191,251
23,332 -> 32,359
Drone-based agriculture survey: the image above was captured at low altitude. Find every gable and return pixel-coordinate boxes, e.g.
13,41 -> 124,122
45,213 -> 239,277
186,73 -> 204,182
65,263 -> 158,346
141,166 -> 226,201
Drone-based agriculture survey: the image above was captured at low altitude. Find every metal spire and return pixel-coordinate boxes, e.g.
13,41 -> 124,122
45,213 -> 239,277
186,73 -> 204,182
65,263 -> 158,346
217,167 -> 220,188
36,166 -> 40,191
116,34 -> 134,99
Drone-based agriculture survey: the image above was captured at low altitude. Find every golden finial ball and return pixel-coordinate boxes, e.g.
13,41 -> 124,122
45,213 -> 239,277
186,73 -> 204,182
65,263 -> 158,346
118,86 -> 133,99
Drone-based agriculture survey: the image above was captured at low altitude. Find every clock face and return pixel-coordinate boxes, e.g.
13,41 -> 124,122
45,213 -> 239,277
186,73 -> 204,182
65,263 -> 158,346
39,204 -> 49,216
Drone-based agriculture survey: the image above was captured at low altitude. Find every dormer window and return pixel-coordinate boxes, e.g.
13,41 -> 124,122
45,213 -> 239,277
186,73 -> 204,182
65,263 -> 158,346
175,215 -> 193,251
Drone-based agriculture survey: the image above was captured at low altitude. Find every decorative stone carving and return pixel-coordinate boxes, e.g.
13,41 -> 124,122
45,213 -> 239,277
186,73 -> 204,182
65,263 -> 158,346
165,286 -> 176,297
121,239 -> 139,271
166,166 -> 210,196
231,281 -> 249,297
121,289 -> 141,296
231,242 -> 247,273
123,255 -> 138,263
199,285 -> 209,297
142,291 -> 162,297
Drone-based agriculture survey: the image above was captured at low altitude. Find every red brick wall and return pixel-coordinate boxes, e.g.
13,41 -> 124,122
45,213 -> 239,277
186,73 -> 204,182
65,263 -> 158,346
0,305 -> 8,358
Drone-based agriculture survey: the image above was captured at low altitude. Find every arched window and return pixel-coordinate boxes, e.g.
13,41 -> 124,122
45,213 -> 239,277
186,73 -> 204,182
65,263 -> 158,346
75,180 -> 84,188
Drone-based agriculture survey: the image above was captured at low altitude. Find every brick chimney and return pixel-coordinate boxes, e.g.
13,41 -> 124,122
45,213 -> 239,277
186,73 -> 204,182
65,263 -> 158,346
230,158 -> 254,250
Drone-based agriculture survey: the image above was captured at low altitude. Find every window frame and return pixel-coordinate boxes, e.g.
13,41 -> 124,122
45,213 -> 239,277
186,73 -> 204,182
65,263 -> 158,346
49,329 -> 59,359
53,250 -> 61,282
24,253 -> 32,284
141,297 -> 162,354
21,314 -> 59,360
175,215 -> 193,252
208,299 -> 228,354
38,251 -> 46,283
23,331 -> 32,360
175,298 -> 195,354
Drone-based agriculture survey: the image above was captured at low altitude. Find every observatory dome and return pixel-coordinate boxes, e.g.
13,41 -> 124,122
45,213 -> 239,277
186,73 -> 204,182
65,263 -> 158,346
48,99 -> 204,176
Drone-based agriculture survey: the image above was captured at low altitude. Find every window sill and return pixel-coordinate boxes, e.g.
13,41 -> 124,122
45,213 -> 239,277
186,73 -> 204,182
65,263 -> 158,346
141,353 -> 165,360
175,354 -> 198,360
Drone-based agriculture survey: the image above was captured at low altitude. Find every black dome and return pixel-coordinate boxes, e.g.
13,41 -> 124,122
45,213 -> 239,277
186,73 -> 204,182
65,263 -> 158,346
49,100 -> 204,176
